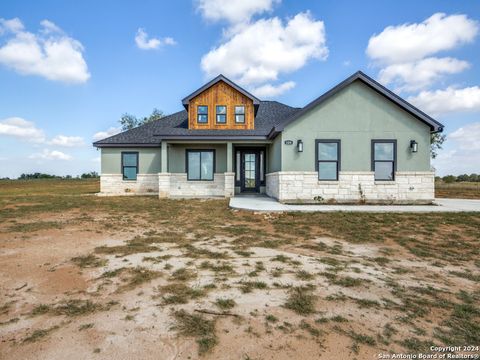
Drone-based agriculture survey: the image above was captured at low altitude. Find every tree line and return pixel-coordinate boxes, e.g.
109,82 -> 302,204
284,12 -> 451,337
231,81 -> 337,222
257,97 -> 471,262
436,174 -> 480,183
0,172 -> 100,180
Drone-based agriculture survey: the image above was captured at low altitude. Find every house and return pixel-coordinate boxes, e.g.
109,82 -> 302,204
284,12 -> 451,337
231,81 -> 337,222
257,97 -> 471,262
93,71 -> 444,204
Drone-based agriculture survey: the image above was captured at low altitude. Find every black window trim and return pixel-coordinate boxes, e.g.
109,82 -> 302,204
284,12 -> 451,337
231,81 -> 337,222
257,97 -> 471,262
185,149 -> 216,181
234,105 -> 245,123
315,139 -> 341,181
216,105 -> 227,124
197,105 -> 208,124
371,139 -> 397,181
121,151 -> 139,181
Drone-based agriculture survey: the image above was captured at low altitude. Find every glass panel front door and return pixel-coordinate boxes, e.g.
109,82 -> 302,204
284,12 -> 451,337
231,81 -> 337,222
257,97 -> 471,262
241,151 -> 259,192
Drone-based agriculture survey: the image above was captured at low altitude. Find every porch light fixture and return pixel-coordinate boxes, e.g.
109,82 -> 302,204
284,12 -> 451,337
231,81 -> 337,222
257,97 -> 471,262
297,139 -> 304,152
410,140 -> 418,153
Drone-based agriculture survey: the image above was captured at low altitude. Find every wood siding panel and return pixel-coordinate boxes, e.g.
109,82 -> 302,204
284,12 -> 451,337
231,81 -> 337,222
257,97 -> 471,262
188,81 -> 255,130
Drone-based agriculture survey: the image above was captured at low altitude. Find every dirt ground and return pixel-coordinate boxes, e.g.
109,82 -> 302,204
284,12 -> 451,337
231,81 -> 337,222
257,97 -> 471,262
0,180 -> 479,360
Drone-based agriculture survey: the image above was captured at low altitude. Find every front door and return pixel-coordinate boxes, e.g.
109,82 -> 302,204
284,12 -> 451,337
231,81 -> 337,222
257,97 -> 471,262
240,151 -> 260,193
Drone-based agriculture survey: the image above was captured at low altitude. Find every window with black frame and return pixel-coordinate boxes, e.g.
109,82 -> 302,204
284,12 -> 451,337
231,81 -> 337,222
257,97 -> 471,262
187,150 -> 214,181
122,152 -> 138,180
316,140 -> 340,181
234,105 -> 245,123
216,105 -> 226,123
372,140 -> 396,181
197,105 -> 208,123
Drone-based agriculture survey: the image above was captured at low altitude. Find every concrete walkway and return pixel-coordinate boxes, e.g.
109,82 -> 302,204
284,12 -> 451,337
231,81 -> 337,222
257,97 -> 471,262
229,195 -> 480,212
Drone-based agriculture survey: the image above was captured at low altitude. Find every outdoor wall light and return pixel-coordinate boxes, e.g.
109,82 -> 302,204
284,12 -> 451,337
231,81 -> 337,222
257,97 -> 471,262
297,139 -> 304,152
410,140 -> 418,153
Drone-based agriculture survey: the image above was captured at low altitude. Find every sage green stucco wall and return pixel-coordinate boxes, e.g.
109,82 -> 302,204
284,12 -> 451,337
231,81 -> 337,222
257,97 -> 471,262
168,144 -> 227,173
101,148 -> 161,174
267,134 -> 282,173
281,80 -> 431,172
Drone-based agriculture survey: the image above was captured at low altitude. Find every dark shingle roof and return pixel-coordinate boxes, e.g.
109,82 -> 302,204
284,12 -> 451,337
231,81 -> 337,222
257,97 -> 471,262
93,101 -> 300,146
93,71 -> 444,147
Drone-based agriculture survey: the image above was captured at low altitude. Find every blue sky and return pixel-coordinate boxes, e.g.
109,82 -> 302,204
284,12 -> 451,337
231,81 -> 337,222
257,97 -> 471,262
0,0 -> 479,178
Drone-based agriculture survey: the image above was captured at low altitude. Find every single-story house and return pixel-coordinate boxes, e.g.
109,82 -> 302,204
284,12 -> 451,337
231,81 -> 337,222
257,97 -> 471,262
93,71 -> 444,204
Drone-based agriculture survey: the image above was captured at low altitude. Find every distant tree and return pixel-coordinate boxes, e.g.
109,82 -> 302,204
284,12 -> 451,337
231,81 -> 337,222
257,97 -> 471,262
119,113 -> 140,131
456,174 -> 470,182
442,175 -> 456,184
430,133 -> 446,159
119,108 -> 165,131
468,173 -> 479,182
81,171 -> 99,179
18,173 -> 58,180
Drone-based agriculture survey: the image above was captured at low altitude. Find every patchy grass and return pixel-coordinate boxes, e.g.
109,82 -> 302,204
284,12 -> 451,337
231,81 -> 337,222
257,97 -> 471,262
118,267 -> 161,292
170,267 -> 197,281
284,286 -> 316,315
239,281 -> 268,294
215,298 -> 236,310
23,325 -> 60,343
173,310 -> 217,355
296,270 -> 314,281
31,299 -> 117,317
158,283 -> 207,305
71,254 -> 107,268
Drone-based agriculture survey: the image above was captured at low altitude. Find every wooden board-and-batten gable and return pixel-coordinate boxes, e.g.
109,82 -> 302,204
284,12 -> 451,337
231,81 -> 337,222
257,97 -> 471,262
182,75 -> 260,130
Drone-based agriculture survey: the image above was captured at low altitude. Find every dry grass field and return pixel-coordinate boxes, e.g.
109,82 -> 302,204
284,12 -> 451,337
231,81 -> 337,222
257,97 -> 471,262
0,179 -> 479,360
435,181 -> 480,199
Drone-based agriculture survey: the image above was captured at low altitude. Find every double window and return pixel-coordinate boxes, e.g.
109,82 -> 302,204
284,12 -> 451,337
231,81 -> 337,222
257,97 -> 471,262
372,140 -> 396,181
216,105 -> 226,123
122,152 -> 138,180
235,106 -> 245,123
316,140 -> 340,181
186,150 -> 215,181
197,105 -> 208,123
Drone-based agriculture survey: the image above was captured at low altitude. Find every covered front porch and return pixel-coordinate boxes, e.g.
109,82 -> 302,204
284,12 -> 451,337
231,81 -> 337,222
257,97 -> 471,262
158,140 -> 273,198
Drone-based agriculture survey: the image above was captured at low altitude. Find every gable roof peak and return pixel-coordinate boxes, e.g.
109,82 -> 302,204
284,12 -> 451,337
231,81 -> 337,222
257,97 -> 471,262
274,69 -> 443,133
181,74 -> 260,109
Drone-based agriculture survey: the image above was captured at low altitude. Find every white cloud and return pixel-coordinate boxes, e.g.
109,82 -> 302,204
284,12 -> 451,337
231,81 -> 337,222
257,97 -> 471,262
196,0 -> 279,24
378,57 -> 470,92
408,86 -> 480,116
201,12 -> 327,96
29,149 -> 72,161
251,81 -> 295,98
135,28 -> 176,50
449,122 -> 480,151
48,135 -> 84,147
0,117 -> 46,143
93,126 -> 122,141
367,13 -> 478,64
0,18 -> 90,83
0,18 -> 24,33
433,122 -> 480,175
366,13 -> 478,92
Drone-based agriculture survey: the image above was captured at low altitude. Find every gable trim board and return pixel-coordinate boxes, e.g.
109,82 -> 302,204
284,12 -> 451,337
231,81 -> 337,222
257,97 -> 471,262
94,71 -> 442,204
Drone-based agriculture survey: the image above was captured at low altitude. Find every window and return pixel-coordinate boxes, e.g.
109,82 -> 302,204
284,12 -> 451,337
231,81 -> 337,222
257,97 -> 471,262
197,105 -> 208,123
235,106 -> 245,123
216,105 -> 226,123
372,140 -> 396,181
122,152 -> 138,180
316,140 -> 340,181
186,150 -> 214,181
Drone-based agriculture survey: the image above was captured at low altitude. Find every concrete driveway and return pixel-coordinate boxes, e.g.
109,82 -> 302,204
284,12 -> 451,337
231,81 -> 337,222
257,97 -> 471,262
229,195 -> 480,212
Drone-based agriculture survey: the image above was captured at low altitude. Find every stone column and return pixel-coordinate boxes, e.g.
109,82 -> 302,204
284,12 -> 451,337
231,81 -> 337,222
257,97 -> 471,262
158,173 -> 171,198
224,172 -> 235,198
159,142 -> 170,198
